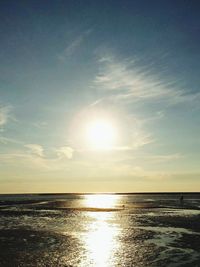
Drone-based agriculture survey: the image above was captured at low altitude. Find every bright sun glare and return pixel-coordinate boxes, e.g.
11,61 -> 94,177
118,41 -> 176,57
85,119 -> 117,150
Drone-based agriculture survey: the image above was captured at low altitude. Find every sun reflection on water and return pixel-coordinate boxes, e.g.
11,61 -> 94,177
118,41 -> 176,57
83,213 -> 119,266
83,194 -> 121,209
80,195 -> 121,266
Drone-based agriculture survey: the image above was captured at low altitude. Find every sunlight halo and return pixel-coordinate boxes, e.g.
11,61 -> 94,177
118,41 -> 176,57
85,119 -> 118,150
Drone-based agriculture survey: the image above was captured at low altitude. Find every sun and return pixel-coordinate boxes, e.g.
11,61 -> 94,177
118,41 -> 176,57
85,119 -> 117,150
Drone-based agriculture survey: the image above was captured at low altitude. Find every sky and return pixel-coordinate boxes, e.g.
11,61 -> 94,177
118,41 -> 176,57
0,0 -> 200,193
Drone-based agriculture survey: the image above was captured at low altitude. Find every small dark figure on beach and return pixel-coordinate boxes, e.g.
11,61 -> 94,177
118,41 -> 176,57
180,195 -> 184,206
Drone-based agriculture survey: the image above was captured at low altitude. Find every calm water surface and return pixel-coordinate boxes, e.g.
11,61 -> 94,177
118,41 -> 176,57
0,193 -> 200,266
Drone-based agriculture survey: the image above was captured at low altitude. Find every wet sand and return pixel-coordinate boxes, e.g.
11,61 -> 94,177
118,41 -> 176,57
0,194 -> 200,266
0,229 -> 83,267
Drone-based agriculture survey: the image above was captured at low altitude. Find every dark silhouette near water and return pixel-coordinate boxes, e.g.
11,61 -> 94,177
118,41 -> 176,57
180,195 -> 184,206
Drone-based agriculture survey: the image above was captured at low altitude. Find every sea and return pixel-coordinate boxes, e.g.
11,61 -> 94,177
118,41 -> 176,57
0,193 -> 200,267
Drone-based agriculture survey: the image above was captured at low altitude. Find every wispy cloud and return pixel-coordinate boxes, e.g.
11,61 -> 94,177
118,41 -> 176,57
0,144 -> 75,170
95,55 -> 198,105
0,151 -> 54,170
130,131 -> 154,149
0,136 -> 22,145
108,131 -> 154,152
32,121 -> 47,129
90,53 -> 200,159
147,153 -> 184,163
25,144 -> 44,157
0,105 -> 12,127
56,146 -> 74,159
59,29 -> 92,60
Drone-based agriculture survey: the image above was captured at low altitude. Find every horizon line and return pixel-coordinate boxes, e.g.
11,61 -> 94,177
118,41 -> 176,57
0,191 -> 200,195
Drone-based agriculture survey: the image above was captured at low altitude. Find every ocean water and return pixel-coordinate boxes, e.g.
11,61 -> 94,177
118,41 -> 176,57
0,193 -> 200,267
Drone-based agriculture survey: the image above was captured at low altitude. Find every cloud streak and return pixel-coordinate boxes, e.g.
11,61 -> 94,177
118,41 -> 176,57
25,144 -> 44,157
0,105 -> 11,127
95,55 -> 198,105
59,29 -> 92,60
0,144 -> 74,171
56,146 -> 74,159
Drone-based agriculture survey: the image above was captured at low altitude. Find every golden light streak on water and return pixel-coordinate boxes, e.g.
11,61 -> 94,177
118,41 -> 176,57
79,195 -> 121,266
82,213 -> 119,266
83,194 -> 121,209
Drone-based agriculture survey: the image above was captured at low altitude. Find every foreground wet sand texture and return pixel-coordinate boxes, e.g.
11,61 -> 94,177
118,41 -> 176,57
0,194 -> 200,266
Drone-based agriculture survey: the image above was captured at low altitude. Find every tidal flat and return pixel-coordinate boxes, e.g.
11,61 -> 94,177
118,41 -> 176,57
0,193 -> 200,267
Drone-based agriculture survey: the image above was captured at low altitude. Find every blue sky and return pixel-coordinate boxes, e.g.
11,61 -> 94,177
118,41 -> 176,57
0,0 -> 200,193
